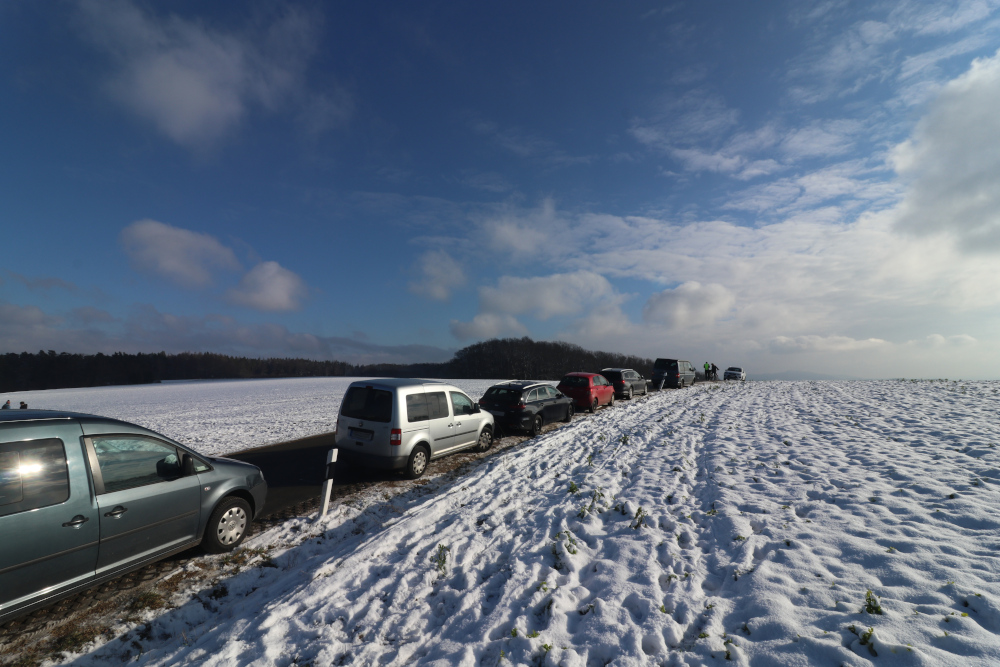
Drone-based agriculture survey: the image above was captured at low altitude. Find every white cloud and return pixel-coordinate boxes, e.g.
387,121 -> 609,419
77,0 -> 338,149
449,314 -> 528,341
769,335 -> 889,354
479,271 -> 616,321
227,261 -> 307,311
643,282 -> 734,329
408,250 -> 466,301
892,49 -> 1000,251
120,219 -> 241,288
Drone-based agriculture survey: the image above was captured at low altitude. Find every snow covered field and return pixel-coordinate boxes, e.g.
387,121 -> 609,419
53,379 -> 1000,665
10,378 -> 501,455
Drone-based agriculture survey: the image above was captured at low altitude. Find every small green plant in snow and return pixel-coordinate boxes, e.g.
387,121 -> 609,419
631,506 -> 647,529
527,630 -> 540,638
568,481 -> 579,494
435,544 -> 450,575
864,589 -> 884,615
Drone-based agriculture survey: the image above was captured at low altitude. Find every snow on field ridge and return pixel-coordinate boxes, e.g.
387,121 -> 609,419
65,380 -> 1000,666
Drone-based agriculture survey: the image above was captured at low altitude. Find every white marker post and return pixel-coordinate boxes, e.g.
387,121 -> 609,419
317,448 -> 338,521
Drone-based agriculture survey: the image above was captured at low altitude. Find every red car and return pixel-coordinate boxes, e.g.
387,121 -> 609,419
556,372 -> 615,413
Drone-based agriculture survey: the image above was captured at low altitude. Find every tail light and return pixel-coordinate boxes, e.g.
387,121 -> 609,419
516,401 -> 526,409
390,429 -> 402,446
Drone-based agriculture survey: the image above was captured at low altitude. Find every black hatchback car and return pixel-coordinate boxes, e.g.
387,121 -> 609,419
601,368 -> 648,399
478,381 -> 574,436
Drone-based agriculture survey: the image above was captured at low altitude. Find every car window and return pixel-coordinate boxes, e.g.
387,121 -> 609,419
527,389 -> 539,401
426,391 -> 450,419
0,438 -> 70,518
91,436 -> 182,494
560,376 -> 588,388
483,387 -> 522,403
341,387 -> 393,423
406,393 -> 429,422
548,386 -> 560,397
450,392 -> 476,416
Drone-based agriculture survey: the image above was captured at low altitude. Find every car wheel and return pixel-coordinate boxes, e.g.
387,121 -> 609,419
609,392 -> 615,406
590,398 -> 598,413
626,386 -> 633,400
563,402 -> 574,422
203,497 -> 251,554
529,415 -> 543,437
404,445 -> 430,479
475,428 -> 493,452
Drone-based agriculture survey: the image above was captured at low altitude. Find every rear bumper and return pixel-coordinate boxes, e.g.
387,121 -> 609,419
335,448 -> 409,470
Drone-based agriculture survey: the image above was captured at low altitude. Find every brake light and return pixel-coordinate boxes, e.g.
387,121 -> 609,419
390,429 -> 402,446
516,401 -> 526,409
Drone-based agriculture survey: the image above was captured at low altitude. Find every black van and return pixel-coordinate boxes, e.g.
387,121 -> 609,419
651,359 -> 697,389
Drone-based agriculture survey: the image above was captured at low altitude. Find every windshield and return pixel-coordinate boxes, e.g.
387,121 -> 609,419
654,359 -> 677,371
560,376 -> 590,388
341,387 -> 393,423
727,367 -> 742,372
483,387 -> 523,404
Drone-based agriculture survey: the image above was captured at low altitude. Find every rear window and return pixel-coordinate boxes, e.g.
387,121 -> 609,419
0,438 -> 70,517
484,386 -> 523,404
654,359 -> 677,370
602,371 -> 622,381
560,376 -> 590,388
341,387 -> 393,423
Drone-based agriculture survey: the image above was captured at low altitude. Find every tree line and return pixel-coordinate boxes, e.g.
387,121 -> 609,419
0,338 -> 653,392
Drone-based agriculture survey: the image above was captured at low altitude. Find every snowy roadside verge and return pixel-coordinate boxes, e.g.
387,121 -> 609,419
48,380 -> 1000,665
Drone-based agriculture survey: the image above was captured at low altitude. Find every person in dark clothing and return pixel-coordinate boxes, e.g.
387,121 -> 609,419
1,400 -> 9,410
19,402 -> 28,409
710,363 -> 719,381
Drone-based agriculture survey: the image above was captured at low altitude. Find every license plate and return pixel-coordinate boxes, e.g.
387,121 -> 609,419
349,428 -> 373,441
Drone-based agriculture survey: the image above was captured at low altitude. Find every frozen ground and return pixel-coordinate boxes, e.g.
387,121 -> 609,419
46,380 -> 1000,665
9,378 -> 501,456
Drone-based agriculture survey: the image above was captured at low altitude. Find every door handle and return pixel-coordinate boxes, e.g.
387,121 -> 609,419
104,505 -> 128,518
455,421 -> 462,427
62,515 -> 90,528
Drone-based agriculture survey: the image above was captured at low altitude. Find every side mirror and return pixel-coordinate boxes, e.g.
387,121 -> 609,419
181,453 -> 195,477
473,404 -> 481,414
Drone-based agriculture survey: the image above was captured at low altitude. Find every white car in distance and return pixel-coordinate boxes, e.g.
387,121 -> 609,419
723,366 -> 746,381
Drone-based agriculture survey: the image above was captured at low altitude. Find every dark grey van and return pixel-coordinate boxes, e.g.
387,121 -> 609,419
0,410 -> 267,625
651,359 -> 697,389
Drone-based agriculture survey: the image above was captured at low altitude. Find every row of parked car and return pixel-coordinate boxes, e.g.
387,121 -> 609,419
332,358 -> 706,481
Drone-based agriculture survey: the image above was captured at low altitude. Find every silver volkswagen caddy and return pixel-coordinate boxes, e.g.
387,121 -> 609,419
334,379 -> 494,479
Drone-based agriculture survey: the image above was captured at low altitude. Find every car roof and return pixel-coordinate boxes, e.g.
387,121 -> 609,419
0,408 -> 151,432
561,372 -> 599,378
348,378 -> 448,389
488,380 -> 548,390
601,368 -> 631,372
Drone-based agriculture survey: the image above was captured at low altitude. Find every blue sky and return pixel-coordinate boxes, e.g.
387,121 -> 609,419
3,1 -> 1000,377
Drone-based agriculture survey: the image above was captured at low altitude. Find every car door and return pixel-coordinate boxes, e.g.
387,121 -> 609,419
0,421 -> 98,614
425,391 -> 454,455
542,386 -> 562,420
598,375 -> 613,404
86,435 -> 202,576
449,392 -> 481,449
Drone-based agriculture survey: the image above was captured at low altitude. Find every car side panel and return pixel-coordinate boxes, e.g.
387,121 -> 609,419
0,420 -> 98,621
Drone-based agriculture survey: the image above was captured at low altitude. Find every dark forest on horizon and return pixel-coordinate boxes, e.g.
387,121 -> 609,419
0,338 -> 654,392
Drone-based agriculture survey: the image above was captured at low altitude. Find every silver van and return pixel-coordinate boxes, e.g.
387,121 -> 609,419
0,410 -> 267,625
334,379 -> 494,479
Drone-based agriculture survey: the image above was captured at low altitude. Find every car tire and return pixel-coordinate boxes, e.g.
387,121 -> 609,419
203,496 -> 251,554
590,398 -> 598,413
404,445 -> 430,479
529,415 -> 543,437
563,402 -> 574,423
609,393 -> 615,407
475,428 -> 493,452
626,387 -> 633,400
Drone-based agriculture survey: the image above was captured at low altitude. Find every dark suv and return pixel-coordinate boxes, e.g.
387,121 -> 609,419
651,358 -> 697,388
600,368 -> 648,399
478,381 -> 574,436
